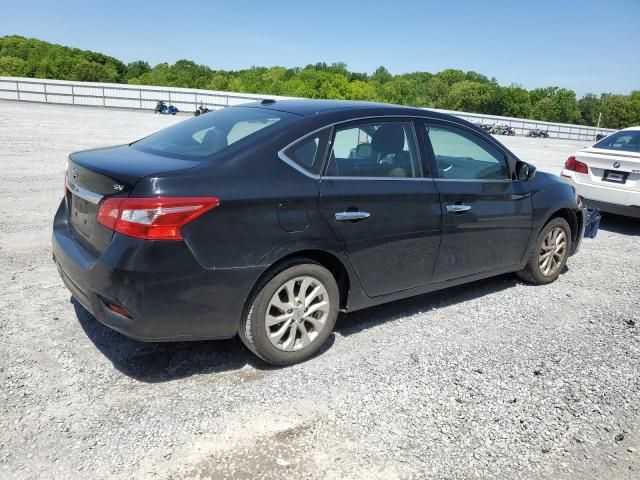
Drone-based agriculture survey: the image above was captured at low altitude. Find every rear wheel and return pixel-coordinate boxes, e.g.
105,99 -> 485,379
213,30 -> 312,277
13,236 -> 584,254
239,260 -> 339,365
517,217 -> 571,284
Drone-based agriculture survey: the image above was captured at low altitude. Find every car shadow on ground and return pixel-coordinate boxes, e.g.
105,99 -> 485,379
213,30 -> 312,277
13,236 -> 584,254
598,213 -> 640,236
72,298 -> 335,383
334,274 -> 520,337
73,274 -> 521,382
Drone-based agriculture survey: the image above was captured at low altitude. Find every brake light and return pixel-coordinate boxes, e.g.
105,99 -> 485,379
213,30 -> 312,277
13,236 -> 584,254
564,156 -> 589,174
97,196 -> 219,240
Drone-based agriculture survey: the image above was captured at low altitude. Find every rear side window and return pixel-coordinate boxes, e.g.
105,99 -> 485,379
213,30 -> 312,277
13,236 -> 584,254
326,121 -> 421,178
132,107 -> 293,159
424,124 -> 510,180
281,129 -> 331,175
593,131 -> 640,152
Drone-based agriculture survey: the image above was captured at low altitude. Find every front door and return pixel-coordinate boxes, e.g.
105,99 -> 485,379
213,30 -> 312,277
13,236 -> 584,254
420,121 -> 533,281
318,119 -> 442,297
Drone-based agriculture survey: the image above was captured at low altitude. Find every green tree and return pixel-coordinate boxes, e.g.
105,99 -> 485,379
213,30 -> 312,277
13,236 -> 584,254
531,87 -> 581,123
499,86 -> 532,118
371,66 -> 392,84
435,69 -> 467,86
578,93 -> 601,126
443,81 -> 497,113
124,61 -> 151,82
0,56 -> 26,76
600,95 -> 636,129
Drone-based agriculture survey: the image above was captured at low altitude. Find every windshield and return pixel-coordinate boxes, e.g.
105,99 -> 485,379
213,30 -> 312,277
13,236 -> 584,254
132,107 -> 293,159
593,130 -> 640,153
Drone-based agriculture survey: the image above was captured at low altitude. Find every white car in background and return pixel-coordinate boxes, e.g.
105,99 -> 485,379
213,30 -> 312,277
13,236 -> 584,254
561,127 -> 640,218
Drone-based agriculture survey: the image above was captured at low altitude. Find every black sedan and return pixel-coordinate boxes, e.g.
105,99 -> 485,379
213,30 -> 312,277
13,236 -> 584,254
53,100 -> 586,365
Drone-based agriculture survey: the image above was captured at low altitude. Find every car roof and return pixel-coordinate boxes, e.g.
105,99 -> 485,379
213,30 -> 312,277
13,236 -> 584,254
240,98 -> 445,118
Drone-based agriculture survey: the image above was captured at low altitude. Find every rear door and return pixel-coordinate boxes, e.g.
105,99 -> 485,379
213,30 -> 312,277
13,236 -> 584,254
419,121 -> 533,281
318,119 -> 442,297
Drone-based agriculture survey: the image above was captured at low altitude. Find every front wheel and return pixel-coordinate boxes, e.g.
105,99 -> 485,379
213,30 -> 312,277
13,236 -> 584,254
517,217 -> 572,284
239,260 -> 339,365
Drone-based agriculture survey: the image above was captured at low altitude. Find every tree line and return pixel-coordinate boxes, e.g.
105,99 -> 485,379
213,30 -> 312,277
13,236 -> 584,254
1,35 -> 638,129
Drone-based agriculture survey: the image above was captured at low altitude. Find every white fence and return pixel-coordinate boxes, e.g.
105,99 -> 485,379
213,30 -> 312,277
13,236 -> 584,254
0,76 -> 614,141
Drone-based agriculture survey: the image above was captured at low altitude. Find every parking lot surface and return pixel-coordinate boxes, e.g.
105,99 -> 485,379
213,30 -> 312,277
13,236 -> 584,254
1,101 -> 639,479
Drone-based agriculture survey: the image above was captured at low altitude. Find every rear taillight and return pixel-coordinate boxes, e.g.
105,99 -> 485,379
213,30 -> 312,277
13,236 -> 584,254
97,196 -> 219,240
564,156 -> 589,174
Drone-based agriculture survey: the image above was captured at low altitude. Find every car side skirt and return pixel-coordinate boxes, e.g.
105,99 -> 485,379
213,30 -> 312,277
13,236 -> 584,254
344,263 -> 524,313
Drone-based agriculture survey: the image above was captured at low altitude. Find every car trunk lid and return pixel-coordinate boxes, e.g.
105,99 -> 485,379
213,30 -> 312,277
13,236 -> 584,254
66,145 -> 202,255
573,146 -> 640,191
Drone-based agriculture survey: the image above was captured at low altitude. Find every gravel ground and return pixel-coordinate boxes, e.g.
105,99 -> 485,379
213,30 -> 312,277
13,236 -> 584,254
1,101 -> 639,480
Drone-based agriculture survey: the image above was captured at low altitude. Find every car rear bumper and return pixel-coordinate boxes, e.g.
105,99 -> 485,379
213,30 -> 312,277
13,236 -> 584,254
581,200 -> 640,218
52,200 -> 264,341
561,171 -> 640,217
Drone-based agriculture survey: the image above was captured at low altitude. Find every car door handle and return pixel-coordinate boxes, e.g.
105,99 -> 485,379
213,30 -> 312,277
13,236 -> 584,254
506,192 -> 531,200
446,204 -> 472,213
335,211 -> 371,221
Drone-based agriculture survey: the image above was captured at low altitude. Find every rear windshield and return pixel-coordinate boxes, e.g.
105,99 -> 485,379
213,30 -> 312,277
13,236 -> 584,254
593,130 -> 640,152
132,107 -> 293,159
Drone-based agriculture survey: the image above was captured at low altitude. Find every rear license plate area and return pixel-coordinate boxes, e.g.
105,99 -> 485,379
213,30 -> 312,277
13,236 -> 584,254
70,194 -> 98,238
602,170 -> 628,184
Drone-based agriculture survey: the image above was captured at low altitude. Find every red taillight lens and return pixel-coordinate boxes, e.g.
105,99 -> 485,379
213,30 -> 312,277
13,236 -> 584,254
564,156 -> 589,174
105,302 -> 130,318
97,196 -> 219,240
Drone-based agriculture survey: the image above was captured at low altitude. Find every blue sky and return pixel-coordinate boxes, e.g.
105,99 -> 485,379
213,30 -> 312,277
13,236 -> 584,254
1,0 -> 638,95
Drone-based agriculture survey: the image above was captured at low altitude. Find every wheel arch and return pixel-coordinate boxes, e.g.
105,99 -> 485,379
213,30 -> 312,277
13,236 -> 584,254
544,207 -> 581,247
249,249 -> 352,313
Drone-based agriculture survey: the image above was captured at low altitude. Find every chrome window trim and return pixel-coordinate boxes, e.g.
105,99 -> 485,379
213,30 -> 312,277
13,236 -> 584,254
277,151 -> 321,179
322,176 -> 436,182
433,178 -> 513,183
67,181 -> 103,204
277,125 -> 333,180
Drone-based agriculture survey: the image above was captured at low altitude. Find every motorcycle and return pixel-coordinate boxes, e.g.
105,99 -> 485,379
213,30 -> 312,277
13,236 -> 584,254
194,105 -> 212,116
491,124 -> 516,136
154,101 -> 179,115
475,122 -> 493,133
527,129 -> 549,138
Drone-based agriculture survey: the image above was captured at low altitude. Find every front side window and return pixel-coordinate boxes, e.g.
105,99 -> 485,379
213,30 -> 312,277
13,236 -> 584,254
593,130 -> 640,152
282,129 -> 331,175
326,121 -> 421,178
132,107 -> 293,159
424,124 -> 510,180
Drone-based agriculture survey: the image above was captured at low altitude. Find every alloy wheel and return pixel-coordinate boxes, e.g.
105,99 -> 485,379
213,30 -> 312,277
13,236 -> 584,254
539,226 -> 567,276
265,276 -> 330,351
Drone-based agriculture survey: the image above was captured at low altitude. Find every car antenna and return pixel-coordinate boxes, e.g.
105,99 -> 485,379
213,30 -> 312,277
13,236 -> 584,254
261,99 -> 276,105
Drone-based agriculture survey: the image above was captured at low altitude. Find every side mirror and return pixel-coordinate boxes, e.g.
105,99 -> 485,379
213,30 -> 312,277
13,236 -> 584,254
517,161 -> 536,181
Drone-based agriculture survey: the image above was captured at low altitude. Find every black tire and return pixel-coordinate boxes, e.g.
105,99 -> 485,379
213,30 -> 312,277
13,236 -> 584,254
238,259 -> 339,366
516,217 -> 572,285
194,110 -> 200,116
